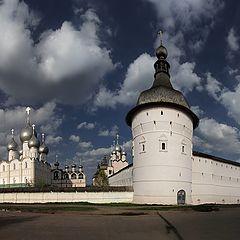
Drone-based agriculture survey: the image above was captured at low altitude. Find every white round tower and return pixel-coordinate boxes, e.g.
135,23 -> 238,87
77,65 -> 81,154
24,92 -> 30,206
126,36 -> 199,205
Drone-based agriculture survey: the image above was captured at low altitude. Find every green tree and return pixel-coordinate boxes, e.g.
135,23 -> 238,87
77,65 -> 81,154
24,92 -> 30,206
94,169 -> 109,187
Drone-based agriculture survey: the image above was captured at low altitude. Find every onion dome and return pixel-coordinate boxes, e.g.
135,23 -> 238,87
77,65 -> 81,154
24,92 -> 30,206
126,31 -> 199,129
20,107 -> 37,142
54,161 -> 59,167
7,129 -> 18,151
28,124 -> 40,148
39,133 -> 49,155
122,151 -> 126,155
114,134 -> 122,152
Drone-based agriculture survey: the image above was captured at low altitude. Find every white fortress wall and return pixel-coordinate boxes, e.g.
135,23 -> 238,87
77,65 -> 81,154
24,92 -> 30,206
0,191 -> 133,204
109,164 -> 133,187
192,153 -> 240,205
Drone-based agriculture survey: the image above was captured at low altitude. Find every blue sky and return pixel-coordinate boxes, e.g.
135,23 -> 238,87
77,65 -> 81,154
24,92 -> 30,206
0,0 -> 240,183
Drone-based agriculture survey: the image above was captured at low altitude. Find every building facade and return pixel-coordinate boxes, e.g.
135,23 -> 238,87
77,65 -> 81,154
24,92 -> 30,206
0,108 -> 51,188
51,162 -> 86,188
109,38 -> 240,205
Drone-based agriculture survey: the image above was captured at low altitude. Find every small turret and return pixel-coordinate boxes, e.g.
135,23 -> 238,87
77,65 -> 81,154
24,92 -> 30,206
8,129 -> 19,160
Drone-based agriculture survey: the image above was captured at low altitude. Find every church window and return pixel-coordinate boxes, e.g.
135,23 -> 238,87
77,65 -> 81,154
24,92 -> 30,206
154,121 -> 156,125
179,172 -> 181,177
63,174 -> 69,179
13,163 -> 16,170
109,170 -> 112,175
54,171 -> 59,180
79,173 -> 84,179
161,111 -> 163,115
13,178 -> 16,184
3,179 -> 5,184
146,112 -> 148,116
177,113 -> 179,117
221,176 -> 223,180
71,173 -> 77,179
2,165 -> 5,172
162,142 -> 166,150
25,162 -> 28,168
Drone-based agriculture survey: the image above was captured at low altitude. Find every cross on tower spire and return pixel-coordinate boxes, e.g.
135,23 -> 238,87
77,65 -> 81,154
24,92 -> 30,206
116,134 -> 119,145
11,128 -> 14,137
158,30 -> 163,45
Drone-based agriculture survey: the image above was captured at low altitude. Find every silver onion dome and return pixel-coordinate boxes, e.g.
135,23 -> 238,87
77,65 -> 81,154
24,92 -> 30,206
7,129 -> 18,151
28,125 -> 40,148
20,123 -> 33,142
115,144 -> 122,152
7,138 -> 18,151
39,133 -> 49,155
20,107 -> 37,142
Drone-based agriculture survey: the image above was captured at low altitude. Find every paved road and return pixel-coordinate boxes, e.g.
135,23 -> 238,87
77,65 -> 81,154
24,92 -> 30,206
0,208 -> 239,240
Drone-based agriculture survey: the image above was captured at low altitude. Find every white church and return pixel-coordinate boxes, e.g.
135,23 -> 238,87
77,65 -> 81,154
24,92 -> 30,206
0,107 -> 86,188
108,38 -> 240,205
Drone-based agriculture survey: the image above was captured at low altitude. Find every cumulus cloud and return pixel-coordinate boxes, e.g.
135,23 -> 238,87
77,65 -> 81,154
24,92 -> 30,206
205,72 -> 223,100
77,121 -> 95,130
79,141 -> 92,149
194,118 -> 240,157
93,0 -> 223,109
0,102 -> 63,158
191,106 -> 204,118
69,135 -> 80,143
0,0 -> 115,105
227,28 -> 239,52
98,125 -> 119,137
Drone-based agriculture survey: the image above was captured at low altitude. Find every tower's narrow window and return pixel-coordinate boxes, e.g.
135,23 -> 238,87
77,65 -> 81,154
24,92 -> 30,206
162,142 -> 166,150
139,137 -> 146,153
182,145 -> 185,153
159,135 -> 167,152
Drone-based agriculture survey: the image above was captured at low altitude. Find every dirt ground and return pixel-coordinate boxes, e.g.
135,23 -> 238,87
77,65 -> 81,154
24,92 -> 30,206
0,205 -> 240,240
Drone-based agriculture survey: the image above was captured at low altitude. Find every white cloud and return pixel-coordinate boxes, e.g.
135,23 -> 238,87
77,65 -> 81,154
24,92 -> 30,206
79,141 -> 92,149
205,72 -> 222,100
77,121 -> 95,130
98,125 -> 119,137
69,135 -> 80,143
191,106 -> 204,117
227,28 -> 239,52
0,0 -> 115,105
194,117 -> 240,156
45,135 -> 63,145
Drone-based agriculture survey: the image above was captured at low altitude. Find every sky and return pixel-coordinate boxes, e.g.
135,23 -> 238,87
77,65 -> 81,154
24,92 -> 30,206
0,0 -> 240,184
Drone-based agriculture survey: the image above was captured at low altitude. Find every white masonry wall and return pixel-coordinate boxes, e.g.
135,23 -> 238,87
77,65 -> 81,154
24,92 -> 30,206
0,191 -> 133,204
131,106 -> 193,204
192,154 -> 240,205
109,165 -> 133,187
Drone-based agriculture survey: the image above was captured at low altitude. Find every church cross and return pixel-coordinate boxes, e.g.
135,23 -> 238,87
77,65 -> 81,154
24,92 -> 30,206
11,128 -> 14,136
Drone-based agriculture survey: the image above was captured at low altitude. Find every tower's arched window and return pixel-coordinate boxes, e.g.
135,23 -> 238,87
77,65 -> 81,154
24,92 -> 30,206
159,135 -> 167,152
181,139 -> 187,154
139,137 -> 146,154
162,142 -> 166,150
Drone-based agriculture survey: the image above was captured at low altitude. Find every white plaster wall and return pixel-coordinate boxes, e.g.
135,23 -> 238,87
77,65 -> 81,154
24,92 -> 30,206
192,155 -> 240,204
0,191 -> 133,204
109,165 -> 133,186
131,106 -> 193,204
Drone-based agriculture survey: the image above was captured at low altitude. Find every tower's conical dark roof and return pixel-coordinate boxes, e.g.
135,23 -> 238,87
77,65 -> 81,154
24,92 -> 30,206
126,37 -> 199,128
